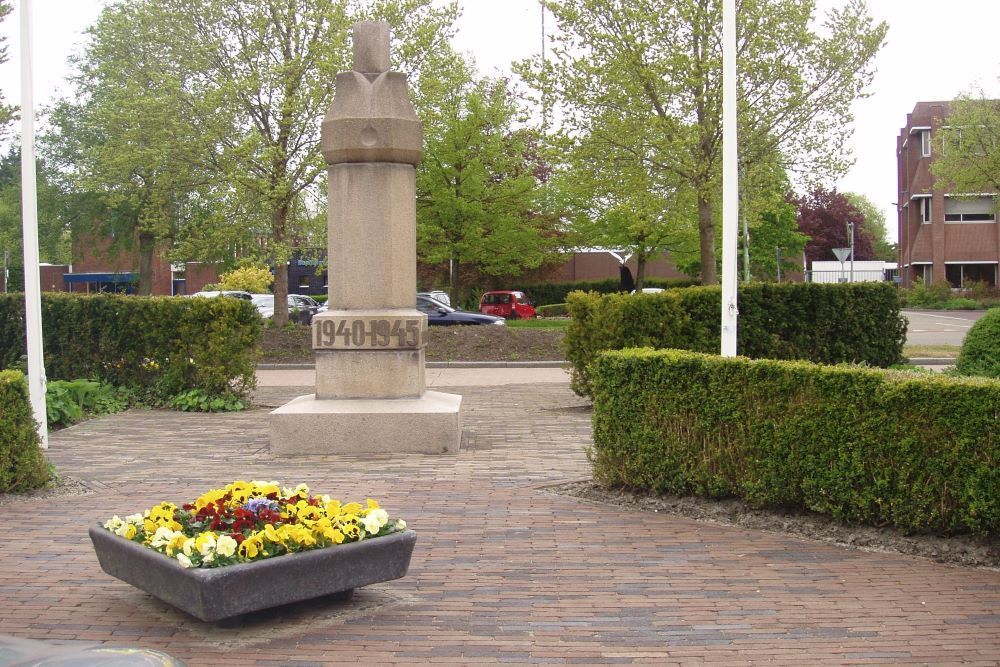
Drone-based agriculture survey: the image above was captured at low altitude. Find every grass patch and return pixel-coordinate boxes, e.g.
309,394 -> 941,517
904,344 -> 960,359
507,318 -> 571,329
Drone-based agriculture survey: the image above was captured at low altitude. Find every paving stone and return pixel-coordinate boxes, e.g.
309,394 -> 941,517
0,382 -> 997,665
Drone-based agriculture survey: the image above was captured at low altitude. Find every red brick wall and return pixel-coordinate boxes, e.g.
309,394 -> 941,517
184,263 -> 221,294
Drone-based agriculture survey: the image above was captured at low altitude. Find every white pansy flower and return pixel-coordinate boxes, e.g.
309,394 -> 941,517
176,553 -> 193,568
150,526 -> 175,548
215,535 -> 238,558
362,509 -> 389,535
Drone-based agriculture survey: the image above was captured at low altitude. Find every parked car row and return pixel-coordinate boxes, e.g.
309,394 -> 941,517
193,289 -> 539,326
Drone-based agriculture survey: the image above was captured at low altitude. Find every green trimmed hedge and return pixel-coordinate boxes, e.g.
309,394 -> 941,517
0,294 -> 261,398
536,303 -> 569,317
591,349 -> 1000,535
956,308 -> 1000,378
0,370 -> 50,492
566,283 -> 907,397
520,277 -> 700,307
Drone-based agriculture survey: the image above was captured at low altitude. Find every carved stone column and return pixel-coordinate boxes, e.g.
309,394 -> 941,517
270,22 -> 462,456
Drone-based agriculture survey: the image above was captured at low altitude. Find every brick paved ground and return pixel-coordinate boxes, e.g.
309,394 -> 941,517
1,381 -> 998,665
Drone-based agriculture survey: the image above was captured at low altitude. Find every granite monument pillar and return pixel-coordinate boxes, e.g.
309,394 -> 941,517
270,22 -> 462,455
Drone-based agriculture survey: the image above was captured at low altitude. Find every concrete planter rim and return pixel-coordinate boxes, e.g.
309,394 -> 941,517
89,526 -> 416,622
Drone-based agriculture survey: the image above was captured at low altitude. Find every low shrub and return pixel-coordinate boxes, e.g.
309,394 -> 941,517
566,282 -> 907,397
903,279 -> 953,308
0,294 -> 261,402
537,303 -> 568,317
519,277 -> 700,307
956,309 -> 1000,379
46,379 -> 131,427
590,349 -> 1000,535
0,370 -> 51,492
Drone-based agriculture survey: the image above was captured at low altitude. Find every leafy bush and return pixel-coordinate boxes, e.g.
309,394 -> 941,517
519,277 -> 700,307
170,389 -> 245,412
218,265 -> 273,293
566,282 -> 907,397
903,278 -> 953,308
0,370 -> 51,492
537,303 -> 568,317
46,379 -> 130,427
590,349 -> 1000,535
956,308 -> 1000,379
0,294 -> 261,401
943,298 -> 979,310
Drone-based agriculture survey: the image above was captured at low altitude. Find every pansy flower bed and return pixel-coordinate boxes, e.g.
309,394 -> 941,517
100,480 -> 406,569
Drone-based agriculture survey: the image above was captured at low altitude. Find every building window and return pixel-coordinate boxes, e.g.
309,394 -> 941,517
944,196 -> 996,222
298,275 -> 310,288
917,265 -> 932,284
918,197 -> 932,223
921,129 -> 931,157
945,263 -> 998,288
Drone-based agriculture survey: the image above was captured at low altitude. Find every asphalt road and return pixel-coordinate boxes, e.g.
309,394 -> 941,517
903,309 -> 985,346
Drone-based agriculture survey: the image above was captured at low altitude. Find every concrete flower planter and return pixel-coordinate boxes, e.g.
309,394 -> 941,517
90,526 -> 416,622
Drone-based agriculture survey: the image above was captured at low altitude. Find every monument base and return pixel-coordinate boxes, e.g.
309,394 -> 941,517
269,391 -> 462,456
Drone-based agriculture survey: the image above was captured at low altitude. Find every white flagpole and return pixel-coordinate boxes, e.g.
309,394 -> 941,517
20,0 -> 48,448
720,0 -> 739,357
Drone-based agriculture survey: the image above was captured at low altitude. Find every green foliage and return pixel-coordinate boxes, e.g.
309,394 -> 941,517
901,279 -> 953,308
170,389 -> 245,413
536,303 -> 569,317
46,379 -> 130,427
956,309 -> 1000,379
0,294 -> 260,400
844,192 -> 896,262
931,93 -> 1000,195
566,283 -> 906,397
217,265 -> 273,294
519,0 -> 887,284
591,349 -> 1000,535
520,277 -> 700,307
417,75 -> 556,302
0,370 -> 51,493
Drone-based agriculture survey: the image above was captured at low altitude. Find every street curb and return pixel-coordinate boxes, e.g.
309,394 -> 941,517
258,361 -> 569,370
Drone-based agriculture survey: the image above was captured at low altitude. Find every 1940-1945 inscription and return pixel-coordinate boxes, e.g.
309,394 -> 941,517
314,317 -> 424,350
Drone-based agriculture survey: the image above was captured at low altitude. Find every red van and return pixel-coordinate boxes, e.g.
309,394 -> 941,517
479,290 -> 537,319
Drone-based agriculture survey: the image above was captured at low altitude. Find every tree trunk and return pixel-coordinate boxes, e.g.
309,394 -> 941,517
137,232 -> 156,296
698,195 -> 717,284
449,256 -> 459,308
635,255 -> 647,290
272,203 -> 289,327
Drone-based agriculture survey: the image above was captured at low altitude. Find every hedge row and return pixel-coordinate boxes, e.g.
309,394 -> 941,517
590,349 -> 1000,535
0,370 -> 50,492
0,294 -> 261,398
566,283 -> 907,397
520,277 -> 700,307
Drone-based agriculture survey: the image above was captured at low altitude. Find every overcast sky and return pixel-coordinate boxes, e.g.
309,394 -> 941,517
2,0 -> 998,243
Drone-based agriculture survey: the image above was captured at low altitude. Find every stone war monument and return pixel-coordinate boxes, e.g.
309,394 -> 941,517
270,22 -> 462,455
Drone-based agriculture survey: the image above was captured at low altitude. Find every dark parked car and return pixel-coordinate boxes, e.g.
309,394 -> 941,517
417,295 -> 505,326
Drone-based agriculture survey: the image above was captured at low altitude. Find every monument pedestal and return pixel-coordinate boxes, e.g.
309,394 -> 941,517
270,391 -> 462,456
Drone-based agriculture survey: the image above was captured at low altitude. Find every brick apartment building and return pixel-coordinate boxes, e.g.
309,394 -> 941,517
897,101 -> 999,287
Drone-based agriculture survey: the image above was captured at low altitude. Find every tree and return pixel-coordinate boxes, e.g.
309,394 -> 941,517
0,1 -> 15,139
519,0 -> 886,284
0,149 -> 71,272
141,0 -> 461,324
552,126 -> 699,288
46,1 -> 208,295
795,187 -> 874,264
844,192 -> 895,262
737,162 -> 806,281
417,76 -> 554,303
931,93 -> 1000,194
217,264 -> 273,293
